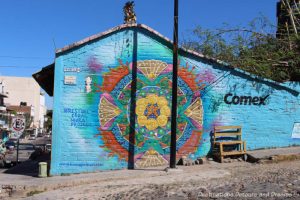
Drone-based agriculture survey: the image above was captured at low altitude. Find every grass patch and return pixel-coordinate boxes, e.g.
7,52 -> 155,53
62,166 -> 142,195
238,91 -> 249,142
26,190 -> 45,197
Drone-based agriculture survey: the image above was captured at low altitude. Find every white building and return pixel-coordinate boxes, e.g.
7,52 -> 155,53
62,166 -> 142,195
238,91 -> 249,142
0,81 -> 8,130
39,93 -> 46,129
0,76 -> 47,129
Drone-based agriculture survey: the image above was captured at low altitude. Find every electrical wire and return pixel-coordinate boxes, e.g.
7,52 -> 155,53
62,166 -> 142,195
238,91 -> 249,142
0,56 -> 52,59
0,65 -> 41,68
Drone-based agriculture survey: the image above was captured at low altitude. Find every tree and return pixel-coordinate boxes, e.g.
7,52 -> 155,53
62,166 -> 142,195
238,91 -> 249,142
183,13 -> 300,82
24,113 -> 33,129
44,110 -> 52,132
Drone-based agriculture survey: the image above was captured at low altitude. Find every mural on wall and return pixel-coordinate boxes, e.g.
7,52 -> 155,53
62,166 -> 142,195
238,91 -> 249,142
97,59 -> 204,167
50,26 -> 300,175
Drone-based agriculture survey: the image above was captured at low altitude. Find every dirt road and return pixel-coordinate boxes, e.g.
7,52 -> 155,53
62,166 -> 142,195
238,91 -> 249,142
19,160 -> 300,200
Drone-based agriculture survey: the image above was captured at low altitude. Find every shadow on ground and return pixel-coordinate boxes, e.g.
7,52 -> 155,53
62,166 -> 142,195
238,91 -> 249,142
4,152 -> 51,177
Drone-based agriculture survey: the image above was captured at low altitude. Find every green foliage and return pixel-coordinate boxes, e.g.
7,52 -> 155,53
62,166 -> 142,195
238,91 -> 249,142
24,113 -> 33,129
45,110 -> 52,132
11,110 -> 17,115
26,190 -> 45,197
183,16 -> 300,82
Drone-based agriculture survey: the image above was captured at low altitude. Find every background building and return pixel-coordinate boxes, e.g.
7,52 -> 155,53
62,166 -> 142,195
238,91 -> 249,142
0,81 -> 11,141
0,81 -> 8,130
0,76 -> 47,129
276,0 -> 300,38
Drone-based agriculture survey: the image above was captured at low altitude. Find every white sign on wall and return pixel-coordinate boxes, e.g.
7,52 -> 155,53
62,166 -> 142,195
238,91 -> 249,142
64,67 -> 81,72
291,122 -> 300,139
64,76 -> 77,85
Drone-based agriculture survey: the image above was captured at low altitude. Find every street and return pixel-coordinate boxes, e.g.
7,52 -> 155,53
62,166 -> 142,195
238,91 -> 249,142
0,134 -> 51,170
0,158 -> 299,199
30,160 -> 300,200
21,135 -> 51,146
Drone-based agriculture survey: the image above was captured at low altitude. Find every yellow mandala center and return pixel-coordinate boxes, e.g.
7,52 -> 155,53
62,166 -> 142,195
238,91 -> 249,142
136,94 -> 170,131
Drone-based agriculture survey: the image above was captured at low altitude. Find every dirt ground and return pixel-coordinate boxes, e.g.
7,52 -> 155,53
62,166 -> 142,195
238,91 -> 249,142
8,159 -> 297,200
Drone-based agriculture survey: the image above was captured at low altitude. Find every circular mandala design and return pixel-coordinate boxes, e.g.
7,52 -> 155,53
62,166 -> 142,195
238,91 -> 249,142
98,60 -> 203,158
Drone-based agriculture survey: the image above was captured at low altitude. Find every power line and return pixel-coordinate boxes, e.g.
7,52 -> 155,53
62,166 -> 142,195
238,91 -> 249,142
0,55 -> 52,60
0,65 -> 41,68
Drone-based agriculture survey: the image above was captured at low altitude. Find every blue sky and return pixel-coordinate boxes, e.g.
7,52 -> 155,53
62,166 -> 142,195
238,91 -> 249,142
0,0 -> 278,109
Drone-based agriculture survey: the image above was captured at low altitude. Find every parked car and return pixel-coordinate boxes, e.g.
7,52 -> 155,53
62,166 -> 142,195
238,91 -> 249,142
5,139 -> 18,149
29,134 -> 36,140
4,143 -> 35,165
45,144 -> 51,152
37,132 -> 43,137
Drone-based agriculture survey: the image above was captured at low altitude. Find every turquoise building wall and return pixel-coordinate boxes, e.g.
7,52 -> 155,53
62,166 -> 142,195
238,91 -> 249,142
50,25 -> 300,175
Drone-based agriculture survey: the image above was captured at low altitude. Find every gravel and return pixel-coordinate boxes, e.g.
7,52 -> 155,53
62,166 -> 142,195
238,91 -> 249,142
18,160 -> 300,200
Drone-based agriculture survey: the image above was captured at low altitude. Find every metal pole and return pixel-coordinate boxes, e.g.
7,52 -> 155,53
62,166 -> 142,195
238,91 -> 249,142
170,0 -> 178,168
128,29 -> 138,169
16,138 -> 19,165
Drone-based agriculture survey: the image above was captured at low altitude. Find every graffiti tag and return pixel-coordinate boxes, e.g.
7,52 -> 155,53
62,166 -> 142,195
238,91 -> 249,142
224,93 -> 269,106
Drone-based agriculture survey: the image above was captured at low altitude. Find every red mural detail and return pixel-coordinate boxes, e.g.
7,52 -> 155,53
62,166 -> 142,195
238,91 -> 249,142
159,142 -> 169,149
100,130 -> 128,160
177,123 -> 186,140
177,131 -> 202,158
101,66 -> 129,92
178,68 -> 199,91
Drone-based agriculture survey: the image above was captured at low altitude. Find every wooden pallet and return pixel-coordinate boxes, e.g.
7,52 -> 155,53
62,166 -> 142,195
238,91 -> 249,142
212,126 -> 247,163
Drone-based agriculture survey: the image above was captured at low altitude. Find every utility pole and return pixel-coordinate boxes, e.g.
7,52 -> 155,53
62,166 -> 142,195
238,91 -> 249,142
16,138 -> 19,165
170,0 -> 178,168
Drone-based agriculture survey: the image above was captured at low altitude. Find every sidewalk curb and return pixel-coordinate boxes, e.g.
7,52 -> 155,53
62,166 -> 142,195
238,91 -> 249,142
258,154 -> 300,164
1,170 -> 167,199
247,153 -> 300,164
